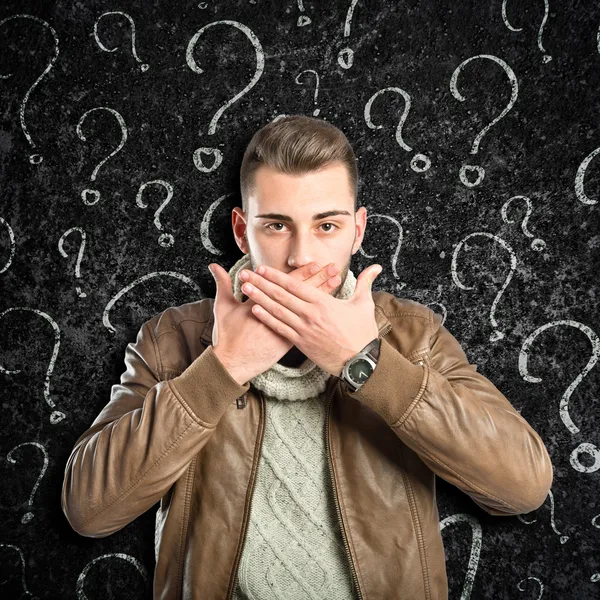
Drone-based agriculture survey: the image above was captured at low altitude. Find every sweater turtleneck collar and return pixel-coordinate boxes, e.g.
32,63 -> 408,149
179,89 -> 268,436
227,254 -> 357,401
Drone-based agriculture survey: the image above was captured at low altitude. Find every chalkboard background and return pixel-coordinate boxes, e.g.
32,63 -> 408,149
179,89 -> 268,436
1,0 -> 599,598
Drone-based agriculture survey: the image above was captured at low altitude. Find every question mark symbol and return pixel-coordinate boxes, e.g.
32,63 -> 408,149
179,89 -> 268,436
451,232 -> 518,342
502,0 -> 552,63
94,11 -> 150,72
58,227 -> 87,297
186,20 -> 264,174
365,87 -> 432,173
295,70 -> 320,116
357,213 -> 408,290
76,107 -> 128,205
337,0 -> 359,69
7,442 -> 48,524
501,195 -> 546,251
296,0 -> 312,27
0,14 -> 59,164
0,308 -> 66,424
520,320 -> 600,474
450,54 -> 519,187
136,180 -> 175,247
518,488 -> 569,544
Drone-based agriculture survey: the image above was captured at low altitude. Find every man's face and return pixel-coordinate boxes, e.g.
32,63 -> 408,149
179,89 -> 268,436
232,162 -> 367,298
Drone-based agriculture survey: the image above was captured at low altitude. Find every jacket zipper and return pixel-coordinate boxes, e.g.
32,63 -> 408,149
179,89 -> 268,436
325,324 -> 393,600
325,377 -> 364,600
226,388 -> 266,600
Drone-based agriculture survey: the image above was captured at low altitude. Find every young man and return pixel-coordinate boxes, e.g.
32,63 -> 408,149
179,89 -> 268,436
62,115 -> 553,600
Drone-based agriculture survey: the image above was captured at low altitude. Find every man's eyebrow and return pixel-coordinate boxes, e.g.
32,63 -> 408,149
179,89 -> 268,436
254,210 -> 352,221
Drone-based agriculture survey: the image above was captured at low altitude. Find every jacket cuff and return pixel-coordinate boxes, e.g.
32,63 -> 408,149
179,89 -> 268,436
346,335 -> 426,424
170,344 -> 250,425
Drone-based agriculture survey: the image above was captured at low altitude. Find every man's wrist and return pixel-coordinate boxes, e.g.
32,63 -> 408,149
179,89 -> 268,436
212,345 -> 252,386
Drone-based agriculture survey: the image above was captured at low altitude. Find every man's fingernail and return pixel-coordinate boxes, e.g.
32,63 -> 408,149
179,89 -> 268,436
310,264 -> 320,274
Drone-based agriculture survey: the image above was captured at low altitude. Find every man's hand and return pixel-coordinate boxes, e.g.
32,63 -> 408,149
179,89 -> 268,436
238,263 -> 383,377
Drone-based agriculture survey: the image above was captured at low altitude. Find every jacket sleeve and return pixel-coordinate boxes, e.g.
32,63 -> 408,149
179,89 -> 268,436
348,309 -> 554,516
61,318 -> 250,538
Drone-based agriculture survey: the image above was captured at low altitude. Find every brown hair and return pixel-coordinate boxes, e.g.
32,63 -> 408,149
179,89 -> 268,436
239,114 -> 358,213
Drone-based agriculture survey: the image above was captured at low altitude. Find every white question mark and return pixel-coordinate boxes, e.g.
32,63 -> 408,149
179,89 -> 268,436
296,0 -> 312,27
338,0 -> 360,69
6,442 -> 48,524
186,20 -> 264,174
200,192 -> 235,255
357,213 -> 407,290
575,145 -> 600,205
102,272 -> 204,334
0,544 -> 39,598
76,553 -> 148,599
502,0 -> 552,63
76,107 -> 128,205
501,195 -> 546,251
451,231 -> 517,342
0,14 -> 59,164
364,87 -> 432,173
0,308 -> 66,423
440,513 -> 483,599
519,320 -> 600,473
518,488 -> 569,544
58,227 -> 87,297
136,180 -> 175,247
0,216 -> 16,274
94,11 -> 149,72
450,54 -> 519,187
295,69 -> 321,116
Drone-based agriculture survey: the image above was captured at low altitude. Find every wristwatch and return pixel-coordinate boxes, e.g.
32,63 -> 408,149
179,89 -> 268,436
339,337 -> 381,392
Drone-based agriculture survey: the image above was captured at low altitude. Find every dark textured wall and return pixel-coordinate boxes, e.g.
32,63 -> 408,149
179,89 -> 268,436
1,1 -> 599,598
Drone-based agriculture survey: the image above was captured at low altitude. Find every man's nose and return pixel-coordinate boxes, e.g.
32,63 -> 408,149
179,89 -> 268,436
287,235 -> 317,269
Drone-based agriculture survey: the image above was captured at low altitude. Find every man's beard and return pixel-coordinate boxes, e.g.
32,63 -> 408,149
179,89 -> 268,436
243,247 -> 352,367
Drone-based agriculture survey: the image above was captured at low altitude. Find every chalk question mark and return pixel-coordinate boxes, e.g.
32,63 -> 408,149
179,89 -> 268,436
76,107 -> 128,205
58,227 -> 87,297
575,145 -> 600,205
0,544 -> 38,598
502,0 -> 552,63
451,231 -> 517,342
357,213 -> 408,290
501,195 -> 546,251
295,70 -> 321,116
0,14 -> 59,164
6,442 -> 48,524
77,553 -> 149,598
365,87 -> 432,173
519,320 -> 600,473
102,273 -> 203,334
136,180 -> 175,247
94,11 -> 149,72
0,216 -> 16,274
440,513 -> 482,599
518,488 -> 569,544
296,0 -> 312,27
450,54 -> 519,187
186,20 -> 264,174
0,308 -> 66,424
338,0 -> 360,69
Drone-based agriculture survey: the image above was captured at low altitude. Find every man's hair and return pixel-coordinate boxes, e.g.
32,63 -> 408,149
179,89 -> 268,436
239,114 -> 358,213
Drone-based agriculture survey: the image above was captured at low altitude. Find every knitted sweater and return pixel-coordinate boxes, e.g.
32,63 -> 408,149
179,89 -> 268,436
228,254 -> 358,600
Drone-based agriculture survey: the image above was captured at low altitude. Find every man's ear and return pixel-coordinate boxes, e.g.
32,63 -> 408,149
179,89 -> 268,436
352,206 -> 367,254
232,207 -> 249,254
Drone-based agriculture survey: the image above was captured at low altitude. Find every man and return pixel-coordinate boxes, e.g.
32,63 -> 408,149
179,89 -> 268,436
62,115 -> 553,600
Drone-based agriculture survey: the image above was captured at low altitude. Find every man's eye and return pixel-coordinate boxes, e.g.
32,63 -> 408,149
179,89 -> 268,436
265,222 -> 339,232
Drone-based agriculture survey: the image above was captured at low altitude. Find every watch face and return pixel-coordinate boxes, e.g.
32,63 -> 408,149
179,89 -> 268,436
348,358 -> 373,384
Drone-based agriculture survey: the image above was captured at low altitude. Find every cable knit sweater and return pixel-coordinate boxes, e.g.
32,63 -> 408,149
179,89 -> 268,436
228,254 -> 358,600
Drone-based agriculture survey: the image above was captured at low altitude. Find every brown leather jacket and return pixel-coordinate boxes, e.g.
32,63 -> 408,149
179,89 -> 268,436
61,291 -> 553,600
